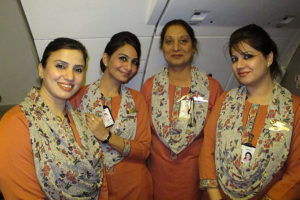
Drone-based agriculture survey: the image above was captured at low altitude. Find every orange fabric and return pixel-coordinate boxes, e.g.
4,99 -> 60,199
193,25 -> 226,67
71,86 -> 153,200
0,105 -> 108,200
199,91 -> 300,200
141,75 -> 223,200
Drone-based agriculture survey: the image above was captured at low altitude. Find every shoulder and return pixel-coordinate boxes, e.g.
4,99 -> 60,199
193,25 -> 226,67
207,75 -> 223,91
1,105 -> 27,126
69,85 -> 90,107
128,88 -> 147,103
215,90 -> 231,105
142,76 -> 154,89
141,75 -> 155,99
75,85 -> 89,98
292,94 -> 300,114
0,105 -> 30,151
128,88 -> 148,113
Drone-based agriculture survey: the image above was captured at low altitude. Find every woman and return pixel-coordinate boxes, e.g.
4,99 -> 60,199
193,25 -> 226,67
141,19 -> 223,200
70,31 -> 153,200
0,38 -> 107,199
199,24 -> 300,200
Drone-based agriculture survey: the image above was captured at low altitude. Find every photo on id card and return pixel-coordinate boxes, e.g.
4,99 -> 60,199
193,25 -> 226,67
103,106 -> 114,128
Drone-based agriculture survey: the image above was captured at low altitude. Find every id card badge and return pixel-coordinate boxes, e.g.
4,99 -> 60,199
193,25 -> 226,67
178,100 -> 191,121
241,144 -> 255,164
102,106 -> 114,128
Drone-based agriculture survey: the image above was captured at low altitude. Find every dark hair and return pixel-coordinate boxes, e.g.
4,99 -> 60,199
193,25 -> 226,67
245,152 -> 252,159
229,24 -> 281,80
100,31 -> 141,72
160,19 -> 198,52
41,37 -> 88,67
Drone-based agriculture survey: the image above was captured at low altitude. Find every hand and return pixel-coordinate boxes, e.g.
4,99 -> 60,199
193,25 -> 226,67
86,113 -> 109,141
207,188 -> 223,200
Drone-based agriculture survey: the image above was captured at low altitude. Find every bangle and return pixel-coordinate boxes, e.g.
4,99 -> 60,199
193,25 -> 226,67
102,131 -> 112,143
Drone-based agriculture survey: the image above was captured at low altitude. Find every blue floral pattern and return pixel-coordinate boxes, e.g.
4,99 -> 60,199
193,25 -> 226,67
215,83 -> 294,199
151,67 -> 209,154
80,80 -> 137,168
20,87 -> 104,199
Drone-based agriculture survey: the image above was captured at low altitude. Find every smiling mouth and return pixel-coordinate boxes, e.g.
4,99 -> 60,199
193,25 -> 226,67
119,71 -> 132,78
58,83 -> 74,91
171,54 -> 183,58
238,72 -> 250,77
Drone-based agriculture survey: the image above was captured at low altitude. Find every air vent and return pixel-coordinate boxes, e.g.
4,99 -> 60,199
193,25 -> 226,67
189,10 -> 209,23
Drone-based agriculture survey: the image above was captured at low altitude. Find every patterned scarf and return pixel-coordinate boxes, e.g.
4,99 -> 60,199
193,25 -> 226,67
20,87 -> 103,200
215,83 -> 294,199
152,67 -> 209,154
80,80 -> 137,168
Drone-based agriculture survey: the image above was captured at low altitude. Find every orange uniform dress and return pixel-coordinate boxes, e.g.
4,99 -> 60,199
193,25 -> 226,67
71,86 -> 153,200
199,91 -> 300,200
0,105 -> 108,200
141,75 -> 223,200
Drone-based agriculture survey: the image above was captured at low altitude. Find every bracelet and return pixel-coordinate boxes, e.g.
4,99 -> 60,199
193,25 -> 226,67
102,131 -> 112,143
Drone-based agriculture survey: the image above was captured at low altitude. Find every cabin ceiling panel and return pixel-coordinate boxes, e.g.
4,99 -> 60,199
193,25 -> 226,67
20,0 -> 157,39
157,0 -> 300,29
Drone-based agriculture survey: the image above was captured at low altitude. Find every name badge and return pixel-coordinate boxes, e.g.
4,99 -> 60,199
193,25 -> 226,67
269,120 -> 290,131
241,144 -> 255,164
193,96 -> 208,103
178,100 -> 191,121
103,106 -> 114,128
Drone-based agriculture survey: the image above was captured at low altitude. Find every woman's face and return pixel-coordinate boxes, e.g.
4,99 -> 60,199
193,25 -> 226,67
246,153 -> 251,160
162,25 -> 195,68
38,49 -> 85,104
231,42 -> 273,87
103,44 -> 138,84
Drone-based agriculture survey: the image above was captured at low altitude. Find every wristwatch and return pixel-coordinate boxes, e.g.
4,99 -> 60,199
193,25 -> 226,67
102,131 -> 112,143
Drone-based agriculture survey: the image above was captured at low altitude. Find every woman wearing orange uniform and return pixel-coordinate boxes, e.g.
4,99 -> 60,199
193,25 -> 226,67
141,19 -> 223,200
0,38 -> 107,199
71,31 -> 153,200
199,24 -> 300,200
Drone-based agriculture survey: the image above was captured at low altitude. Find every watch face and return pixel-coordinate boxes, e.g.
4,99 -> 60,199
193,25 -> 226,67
103,131 -> 112,143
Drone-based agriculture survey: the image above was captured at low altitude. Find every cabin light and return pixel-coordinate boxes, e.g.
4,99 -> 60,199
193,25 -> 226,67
276,16 -> 295,28
279,16 -> 295,25
190,10 -> 209,22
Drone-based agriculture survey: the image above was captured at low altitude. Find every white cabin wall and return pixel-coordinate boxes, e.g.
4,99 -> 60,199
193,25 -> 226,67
144,0 -> 300,90
281,42 -> 300,96
20,0 -> 165,91
1,0 -> 299,109
145,25 -> 300,91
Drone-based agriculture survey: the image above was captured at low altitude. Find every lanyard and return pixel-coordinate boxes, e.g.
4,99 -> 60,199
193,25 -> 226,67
103,97 -> 112,110
242,103 -> 260,145
171,86 -> 182,122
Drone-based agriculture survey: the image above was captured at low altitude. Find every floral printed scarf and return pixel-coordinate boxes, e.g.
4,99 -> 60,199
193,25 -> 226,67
20,87 -> 104,200
215,83 -> 294,199
152,67 -> 209,154
80,80 -> 137,168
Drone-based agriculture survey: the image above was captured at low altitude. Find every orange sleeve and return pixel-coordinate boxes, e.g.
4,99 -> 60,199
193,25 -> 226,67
126,90 -> 151,161
207,76 -> 224,114
267,95 -> 300,200
0,106 -> 45,199
199,92 -> 228,188
141,76 -> 154,108
98,169 -> 109,200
